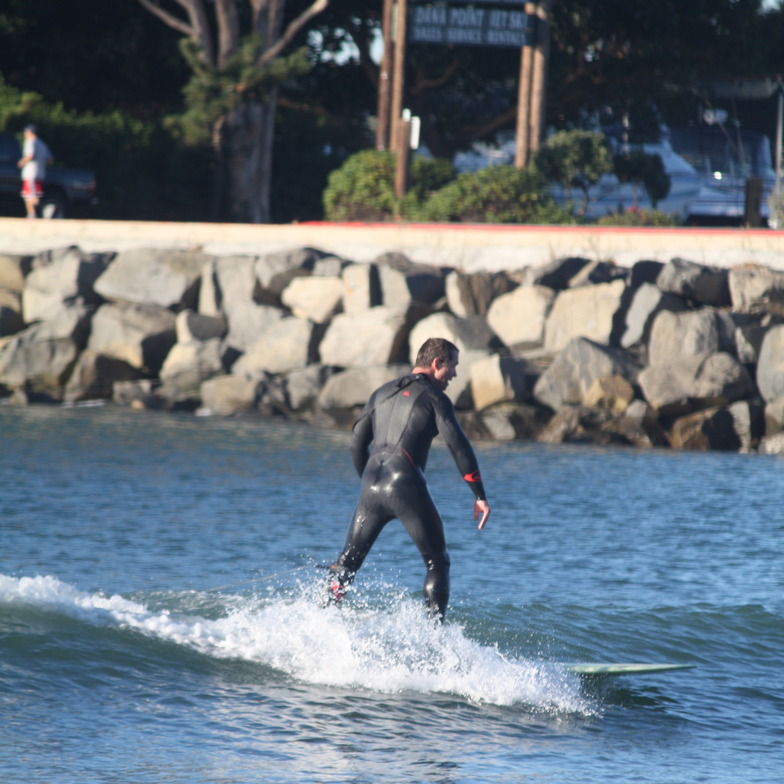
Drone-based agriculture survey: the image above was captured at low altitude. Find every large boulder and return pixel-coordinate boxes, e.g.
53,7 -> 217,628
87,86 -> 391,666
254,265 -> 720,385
531,256 -> 591,289
537,405 -> 628,446
94,248 -> 208,309
408,312 -> 498,363
731,312 -> 781,366
87,302 -> 176,373
756,324 -> 784,402
533,337 -> 641,411
0,305 -> 91,394
63,349 -> 145,403
341,263 -> 381,315
22,247 -> 110,323
668,407 -> 744,451
647,308 -> 736,365
619,283 -> 687,349
175,310 -> 227,343
0,252 -> 33,292
199,374 -> 263,416
656,257 -> 731,307
254,247 -> 331,302
445,270 -> 518,318
284,365 -> 337,412
486,285 -> 555,349
320,306 -> 411,367
728,263 -> 784,316
376,253 -> 447,308
232,317 -> 318,376
469,354 -> 529,410
199,255 -> 283,352
764,396 -> 784,435
281,275 -> 343,323
159,338 -> 225,396
0,288 -> 24,336
543,279 -> 626,352
316,365 -> 408,410
639,352 -> 754,416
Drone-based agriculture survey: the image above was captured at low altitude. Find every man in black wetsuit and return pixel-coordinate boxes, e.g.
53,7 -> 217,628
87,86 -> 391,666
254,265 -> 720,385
326,337 -> 491,620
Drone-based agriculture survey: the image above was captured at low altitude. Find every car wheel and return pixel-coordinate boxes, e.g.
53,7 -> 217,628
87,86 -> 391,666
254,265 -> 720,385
40,192 -> 67,219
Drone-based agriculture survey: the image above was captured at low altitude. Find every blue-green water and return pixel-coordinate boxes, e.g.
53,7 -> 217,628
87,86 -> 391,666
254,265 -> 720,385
1,404 -> 782,783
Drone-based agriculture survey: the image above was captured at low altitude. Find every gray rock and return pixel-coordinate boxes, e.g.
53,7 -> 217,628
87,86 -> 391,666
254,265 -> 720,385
175,310 -> 227,343
320,306 -> 410,367
639,352 -> 754,416
445,270 -> 518,318
647,308 -> 736,366
533,337 -> 641,411
0,288 -> 24,336
537,405 -> 627,446
254,247 -> 329,300
668,407 -> 742,451
620,282 -> 687,348
94,247 -> 208,309
159,338 -> 225,396
0,305 -> 91,392
756,324 -> 784,402
486,284 -> 555,349
232,317 -> 317,376
728,263 -> 784,316
408,312 -> 498,364
470,354 -> 529,410
532,257 -> 591,290
0,253 -> 34,293
285,365 -> 337,411
543,279 -> 626,352
317,365 -> 409,410
656,257 -> 731,307
764,396 -> 784,435
87,302 -> 176,373
759,432 -> 784,454
727,399 -> 765,453
63,349 -> 145,403
281,275 -> 343,323
341,263 -> 381,314
199,374 -> 262,416
376,253 -> 447,308
22,246 -> 109,323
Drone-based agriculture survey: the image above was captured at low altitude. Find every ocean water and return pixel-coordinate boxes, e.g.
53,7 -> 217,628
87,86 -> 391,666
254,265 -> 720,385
1,403 -> 782,784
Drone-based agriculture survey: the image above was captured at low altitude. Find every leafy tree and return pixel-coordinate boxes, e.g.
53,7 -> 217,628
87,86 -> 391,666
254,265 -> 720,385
533,130 -> 613,214
612,150 -> 670,208
137,0 -> 331,223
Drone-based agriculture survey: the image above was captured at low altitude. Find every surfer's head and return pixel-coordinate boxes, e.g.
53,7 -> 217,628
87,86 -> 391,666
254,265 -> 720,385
413,338 -> 459,391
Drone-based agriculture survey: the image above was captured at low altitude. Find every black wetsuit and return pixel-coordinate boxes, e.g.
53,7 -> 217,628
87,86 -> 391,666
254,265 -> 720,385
328,372 -> 486,618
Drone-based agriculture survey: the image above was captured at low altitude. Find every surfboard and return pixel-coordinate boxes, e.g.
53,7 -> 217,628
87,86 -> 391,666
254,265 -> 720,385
566,662 -> 696,676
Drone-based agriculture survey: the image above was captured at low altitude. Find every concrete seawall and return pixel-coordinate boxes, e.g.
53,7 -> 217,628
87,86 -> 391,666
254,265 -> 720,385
2,218 -> 784,272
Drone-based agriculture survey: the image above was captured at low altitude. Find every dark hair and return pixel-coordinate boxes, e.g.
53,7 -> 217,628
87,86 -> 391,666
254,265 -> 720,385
415,337 -> 458,368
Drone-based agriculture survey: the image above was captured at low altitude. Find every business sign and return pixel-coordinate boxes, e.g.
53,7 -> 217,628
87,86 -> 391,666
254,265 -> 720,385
410,3 -> 536,49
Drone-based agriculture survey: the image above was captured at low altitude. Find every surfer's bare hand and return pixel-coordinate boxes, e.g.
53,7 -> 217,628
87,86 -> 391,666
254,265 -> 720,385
474,499 -> 490,530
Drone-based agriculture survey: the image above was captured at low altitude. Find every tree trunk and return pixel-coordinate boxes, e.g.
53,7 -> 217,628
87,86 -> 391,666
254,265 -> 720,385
223,91 -> 278,223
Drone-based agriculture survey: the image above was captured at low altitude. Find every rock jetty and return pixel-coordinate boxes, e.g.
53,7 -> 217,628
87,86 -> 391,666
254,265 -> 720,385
2,244 -> 784,455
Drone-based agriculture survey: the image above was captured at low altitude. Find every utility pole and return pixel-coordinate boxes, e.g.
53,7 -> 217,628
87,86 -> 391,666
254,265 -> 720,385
376,0 -> 395,150
515,1 -> 551,168
390,0 -> 408,160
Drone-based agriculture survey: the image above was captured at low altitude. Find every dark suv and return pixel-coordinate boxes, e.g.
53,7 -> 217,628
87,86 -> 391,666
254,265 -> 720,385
0,131 -> 97,218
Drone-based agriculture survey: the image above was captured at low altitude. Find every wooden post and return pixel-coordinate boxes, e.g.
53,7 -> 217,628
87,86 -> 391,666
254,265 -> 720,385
390,0 -> 408,159
395,115 -> 413,200
376,0 -> 395,151
528,0 -> 552,158
514,3 -> 537,168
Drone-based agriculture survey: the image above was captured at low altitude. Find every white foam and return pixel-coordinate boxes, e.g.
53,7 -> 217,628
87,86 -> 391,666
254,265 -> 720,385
0,574 -> 594,714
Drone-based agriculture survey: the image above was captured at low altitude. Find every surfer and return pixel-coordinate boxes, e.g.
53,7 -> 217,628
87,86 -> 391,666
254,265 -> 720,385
325,337 -> 491,620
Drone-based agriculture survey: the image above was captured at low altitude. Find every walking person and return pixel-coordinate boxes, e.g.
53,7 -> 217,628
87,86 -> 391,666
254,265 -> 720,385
18,125 -> 53,219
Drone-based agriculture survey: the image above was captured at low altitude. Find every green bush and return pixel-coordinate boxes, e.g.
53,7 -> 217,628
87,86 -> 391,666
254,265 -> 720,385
419,164 -> 575,224
595,207 -> 681,227
612,150 -> 671,207
323,150 -> 459,222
